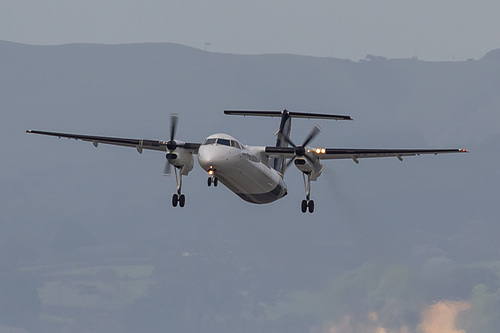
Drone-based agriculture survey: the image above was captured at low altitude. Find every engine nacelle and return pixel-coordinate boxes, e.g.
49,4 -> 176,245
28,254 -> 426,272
167,147 -> 194,175
294,157 -> 324,181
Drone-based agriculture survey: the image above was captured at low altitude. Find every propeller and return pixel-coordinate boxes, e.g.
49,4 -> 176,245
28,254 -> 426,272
278,125 -> 322,172
166,114 -> 178,151
163,114 -> 179,176
163,160 -> 172,176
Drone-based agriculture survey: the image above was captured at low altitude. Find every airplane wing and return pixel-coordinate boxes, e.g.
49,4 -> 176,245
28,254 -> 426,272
26,130 -> 201,153
265,146 -> 468,163
313,148 -> 468,162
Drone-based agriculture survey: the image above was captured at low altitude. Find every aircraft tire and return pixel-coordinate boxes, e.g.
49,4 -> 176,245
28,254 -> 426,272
179,194 -> 185,207
208,177 -> 212,186
214,178 -> 218,187
301,200 -> 308,213
308,200 -> 314,213
172,194 -> 179,207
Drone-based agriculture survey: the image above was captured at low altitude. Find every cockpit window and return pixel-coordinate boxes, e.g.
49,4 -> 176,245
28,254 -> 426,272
230,140 -> 241,149
203,138 -> 216,145
216,138 -> 231,146
204,138 -> 241,149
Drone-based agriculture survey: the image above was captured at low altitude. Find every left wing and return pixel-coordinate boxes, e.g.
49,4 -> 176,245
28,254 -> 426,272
26,130 -> 201,154
314,148 -> 468,163
265,146 -> 468,163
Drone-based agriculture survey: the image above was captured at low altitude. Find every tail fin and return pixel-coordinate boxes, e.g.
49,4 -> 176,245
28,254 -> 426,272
273,112 -> 292,174
224,109 -> 352,175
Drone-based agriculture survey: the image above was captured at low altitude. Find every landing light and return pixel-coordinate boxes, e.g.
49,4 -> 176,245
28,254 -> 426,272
315,148 -> 326,154
208,169 -> 214,175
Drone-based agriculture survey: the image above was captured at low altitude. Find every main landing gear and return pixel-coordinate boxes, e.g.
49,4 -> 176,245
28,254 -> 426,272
301,172 -> 314,213
171,167 -> 186,208
172,192 -> 185,207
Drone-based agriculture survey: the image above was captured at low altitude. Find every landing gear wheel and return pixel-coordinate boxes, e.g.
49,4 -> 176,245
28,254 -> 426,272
308,200 -> 315,213
208,177 -> 212,187
301,200 -> 308,213
172,193 -> 179,207
300,172 -> 315,213
179,194 -> 185,207
214,177 -> 218,187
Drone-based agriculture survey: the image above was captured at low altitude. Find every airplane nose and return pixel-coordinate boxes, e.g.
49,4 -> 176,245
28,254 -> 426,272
197,146 -> 218,170
198,141 -> 239,172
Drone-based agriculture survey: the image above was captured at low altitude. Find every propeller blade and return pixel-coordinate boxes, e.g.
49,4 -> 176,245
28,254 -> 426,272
170,113 -> 178,142
281,157 -> 296,174
278,130 -> 297,148
164,114 -> 178,176
302,125 -> 321,147
163,161 -> 172,176
304,153 -> 316,165
166,113 -> 179,151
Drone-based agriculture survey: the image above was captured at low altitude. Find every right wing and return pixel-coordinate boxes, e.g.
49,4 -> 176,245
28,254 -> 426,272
26,130 -> 201,154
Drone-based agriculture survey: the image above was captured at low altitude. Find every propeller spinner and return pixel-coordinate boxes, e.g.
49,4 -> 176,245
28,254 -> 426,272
279,125 -> 322,172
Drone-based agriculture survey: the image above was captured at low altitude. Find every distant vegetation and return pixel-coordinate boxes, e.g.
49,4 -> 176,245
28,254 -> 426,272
1,40 -> 499,332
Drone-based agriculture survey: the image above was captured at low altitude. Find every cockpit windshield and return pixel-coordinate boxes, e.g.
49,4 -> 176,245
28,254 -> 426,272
230,140 -> 241,149
217,138 -> 231,146
202,137 -> 241,149
203,138 -> 216,145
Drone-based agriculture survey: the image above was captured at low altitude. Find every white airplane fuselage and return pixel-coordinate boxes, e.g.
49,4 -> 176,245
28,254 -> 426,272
197,133 -> 287,204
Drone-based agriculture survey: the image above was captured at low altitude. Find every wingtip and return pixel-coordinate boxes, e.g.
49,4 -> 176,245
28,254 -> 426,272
26,129 -> 32,133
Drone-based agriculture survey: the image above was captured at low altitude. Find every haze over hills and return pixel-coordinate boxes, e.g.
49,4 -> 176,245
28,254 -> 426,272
1,41 -> 499,332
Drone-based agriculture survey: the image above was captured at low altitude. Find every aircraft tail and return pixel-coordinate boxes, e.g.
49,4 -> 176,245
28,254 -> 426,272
273,112 -> 292,174
224,109 -> 352,175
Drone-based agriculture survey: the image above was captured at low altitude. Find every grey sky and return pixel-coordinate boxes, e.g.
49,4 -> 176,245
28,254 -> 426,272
1,0 -> 498,60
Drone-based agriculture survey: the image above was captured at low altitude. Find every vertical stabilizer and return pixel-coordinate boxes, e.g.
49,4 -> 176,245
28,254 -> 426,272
223,109 -> 352,176
272,110 -> 292,175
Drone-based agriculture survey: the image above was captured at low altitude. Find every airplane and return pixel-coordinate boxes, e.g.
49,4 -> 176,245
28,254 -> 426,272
26,109 -> 468,213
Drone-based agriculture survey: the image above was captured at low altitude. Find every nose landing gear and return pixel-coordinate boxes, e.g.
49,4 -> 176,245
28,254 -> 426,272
207,169 -> 218,187
207,176 -> 218,187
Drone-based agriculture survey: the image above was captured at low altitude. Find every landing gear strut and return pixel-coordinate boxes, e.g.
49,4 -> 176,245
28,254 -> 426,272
172,167 -> 186,208
301,172 -> 314,213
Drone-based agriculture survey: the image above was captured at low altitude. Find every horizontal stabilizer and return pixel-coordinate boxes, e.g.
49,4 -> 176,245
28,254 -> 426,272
224,109 -> 352,121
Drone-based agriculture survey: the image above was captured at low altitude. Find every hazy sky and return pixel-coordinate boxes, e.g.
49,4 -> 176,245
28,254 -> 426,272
1,0 -> 498,61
